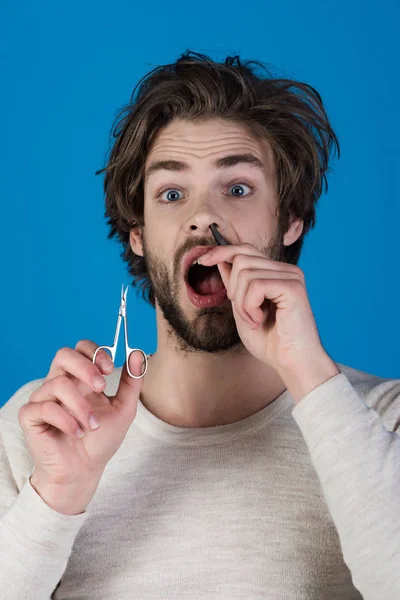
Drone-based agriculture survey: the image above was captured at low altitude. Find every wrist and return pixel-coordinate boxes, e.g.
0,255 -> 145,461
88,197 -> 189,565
30,472 -> 102,516
279,354 -> 340,405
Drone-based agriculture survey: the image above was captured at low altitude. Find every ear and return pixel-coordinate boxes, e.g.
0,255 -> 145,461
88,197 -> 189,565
129,225 -> 144,257
283,216 -> 304,247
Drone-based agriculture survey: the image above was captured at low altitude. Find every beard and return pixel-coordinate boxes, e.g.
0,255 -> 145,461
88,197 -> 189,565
141,226 -> 285,354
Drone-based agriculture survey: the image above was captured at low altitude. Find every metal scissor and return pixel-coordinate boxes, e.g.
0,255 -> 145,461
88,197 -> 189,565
92,285 -> 148,379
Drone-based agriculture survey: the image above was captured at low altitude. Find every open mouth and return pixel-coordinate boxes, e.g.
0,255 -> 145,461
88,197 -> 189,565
185,263 -> 228,308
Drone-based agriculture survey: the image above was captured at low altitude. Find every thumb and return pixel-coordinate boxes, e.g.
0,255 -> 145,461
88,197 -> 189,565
111,351 -> 146,419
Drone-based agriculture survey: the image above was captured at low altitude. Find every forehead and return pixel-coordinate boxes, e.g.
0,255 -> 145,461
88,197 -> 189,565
145,117 -> 274,169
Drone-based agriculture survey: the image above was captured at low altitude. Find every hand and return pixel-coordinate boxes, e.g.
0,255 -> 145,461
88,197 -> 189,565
199,243 -> 339,399
18,340 -> 144,514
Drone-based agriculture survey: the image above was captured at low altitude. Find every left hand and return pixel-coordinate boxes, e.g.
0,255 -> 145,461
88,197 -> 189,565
199,243 -> 339,394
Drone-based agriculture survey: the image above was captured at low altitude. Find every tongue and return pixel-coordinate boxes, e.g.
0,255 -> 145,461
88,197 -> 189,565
195,270 -> 225,295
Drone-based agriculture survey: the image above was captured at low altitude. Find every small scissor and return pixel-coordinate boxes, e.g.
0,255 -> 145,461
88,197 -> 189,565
92,285 -> 148,379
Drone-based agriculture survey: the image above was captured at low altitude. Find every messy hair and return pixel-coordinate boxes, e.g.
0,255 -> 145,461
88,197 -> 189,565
96,50 -> 340,307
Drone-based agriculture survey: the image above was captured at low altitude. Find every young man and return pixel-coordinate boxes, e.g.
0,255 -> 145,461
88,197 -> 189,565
1,51 -> 399,599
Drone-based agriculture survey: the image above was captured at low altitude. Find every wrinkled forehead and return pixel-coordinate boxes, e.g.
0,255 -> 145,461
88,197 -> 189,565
145,117 -> 275,171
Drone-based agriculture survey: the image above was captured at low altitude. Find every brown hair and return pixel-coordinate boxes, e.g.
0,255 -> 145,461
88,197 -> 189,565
96,50 -> 340,307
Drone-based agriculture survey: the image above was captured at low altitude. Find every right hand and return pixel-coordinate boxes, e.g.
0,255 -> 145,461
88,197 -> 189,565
18,340 -> 145,515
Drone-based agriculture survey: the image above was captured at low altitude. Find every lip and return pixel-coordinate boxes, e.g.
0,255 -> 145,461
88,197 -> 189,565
182,246 -> 214,281
186,284 -> 228,308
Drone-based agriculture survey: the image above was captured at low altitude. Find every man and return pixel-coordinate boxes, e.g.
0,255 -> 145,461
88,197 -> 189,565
1,51 -> 399,599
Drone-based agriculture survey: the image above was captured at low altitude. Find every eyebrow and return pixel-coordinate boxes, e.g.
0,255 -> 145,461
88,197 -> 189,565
144,153 -> 266,182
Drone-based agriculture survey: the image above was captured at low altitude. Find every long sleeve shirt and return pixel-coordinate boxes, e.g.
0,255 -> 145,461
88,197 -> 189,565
0,362 -> 399,599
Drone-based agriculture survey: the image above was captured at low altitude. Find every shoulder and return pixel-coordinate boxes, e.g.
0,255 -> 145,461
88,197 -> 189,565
337,362 -> 400,433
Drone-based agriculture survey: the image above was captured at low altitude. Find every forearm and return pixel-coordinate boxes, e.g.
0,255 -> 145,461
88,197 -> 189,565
292,373 -> 400,599
0,478 -> 87,600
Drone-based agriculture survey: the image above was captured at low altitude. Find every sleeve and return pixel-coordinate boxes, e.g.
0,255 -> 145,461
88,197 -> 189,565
291,372 -> 400,600
0,383 -> 88,600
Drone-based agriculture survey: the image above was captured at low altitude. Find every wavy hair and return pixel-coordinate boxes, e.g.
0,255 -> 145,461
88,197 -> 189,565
96,50 -> 340,306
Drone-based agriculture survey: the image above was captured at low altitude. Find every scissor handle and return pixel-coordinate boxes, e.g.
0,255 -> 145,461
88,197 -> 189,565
126,348 -> 148,379
92,345 -> 116,367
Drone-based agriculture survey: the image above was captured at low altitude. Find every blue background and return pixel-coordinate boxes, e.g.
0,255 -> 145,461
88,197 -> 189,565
1,0 -> 399,406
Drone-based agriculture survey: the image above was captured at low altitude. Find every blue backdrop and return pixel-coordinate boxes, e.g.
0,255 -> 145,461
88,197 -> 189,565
1,0 -> 399,406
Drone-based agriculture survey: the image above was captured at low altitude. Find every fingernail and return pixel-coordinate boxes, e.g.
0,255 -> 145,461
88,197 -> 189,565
198,252 -> 212,264
93,376 -> 105,390
89,414 -> 100,430
100,359 -> 113,372
76,427 -> 85,439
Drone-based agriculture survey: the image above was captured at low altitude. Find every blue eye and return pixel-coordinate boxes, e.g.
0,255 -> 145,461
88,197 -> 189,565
157,182 -> 254,203
159,189 -> 183,202
229,183 -> 252,197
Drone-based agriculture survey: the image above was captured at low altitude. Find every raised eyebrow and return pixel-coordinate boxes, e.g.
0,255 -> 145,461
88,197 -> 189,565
144,153 -> 266,182
145,160 -> 188,183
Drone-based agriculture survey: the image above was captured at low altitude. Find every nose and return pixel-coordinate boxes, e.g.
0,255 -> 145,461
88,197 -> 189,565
183,194 -> 226,240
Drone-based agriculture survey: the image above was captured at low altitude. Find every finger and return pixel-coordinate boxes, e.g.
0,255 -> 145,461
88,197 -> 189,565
200,244 -> 305,278
46,343 -> 112,393
75,339 -> 115,375
242,276 -> 304,323
217,262 -> 257,327
216,261 -> 232,293
111,351 -> 145,420
198,243 -> 265,266
29,375 -> 102,432
235,271 -> 303,325
230,268 -> 262,326
19,400 -> 85,440
227,255 -> 299,299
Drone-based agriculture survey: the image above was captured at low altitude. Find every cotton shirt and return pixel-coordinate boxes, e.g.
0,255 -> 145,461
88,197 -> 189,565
0,362 -> 399,600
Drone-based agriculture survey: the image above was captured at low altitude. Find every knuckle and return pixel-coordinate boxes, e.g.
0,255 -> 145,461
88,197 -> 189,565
234,254 -> 248,269
75,339 -> 97,358
290,278 -> 303,292
249,278 -> 261,292
236,268 -> 250,286
28,387 -> 40,403
55,347 -> 71,363
39,400 -> 54,419
75,339 -> 90,352
51,376 -> 90,413
294,266 -> 304,278
51,374 -> 74,395
55,373 -> 73,388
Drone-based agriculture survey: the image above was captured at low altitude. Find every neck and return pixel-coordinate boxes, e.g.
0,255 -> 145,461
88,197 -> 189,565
139,312 -> 287,428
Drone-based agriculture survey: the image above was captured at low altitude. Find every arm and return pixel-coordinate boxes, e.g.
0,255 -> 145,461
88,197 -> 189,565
291,371 -> 400,600
0,387 -> 88,600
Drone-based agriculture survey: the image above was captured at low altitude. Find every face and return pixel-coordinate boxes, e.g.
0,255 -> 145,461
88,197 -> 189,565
131,117 -> 301,354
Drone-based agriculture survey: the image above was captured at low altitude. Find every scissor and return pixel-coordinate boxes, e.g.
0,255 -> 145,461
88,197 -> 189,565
92,285 -> 148,379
